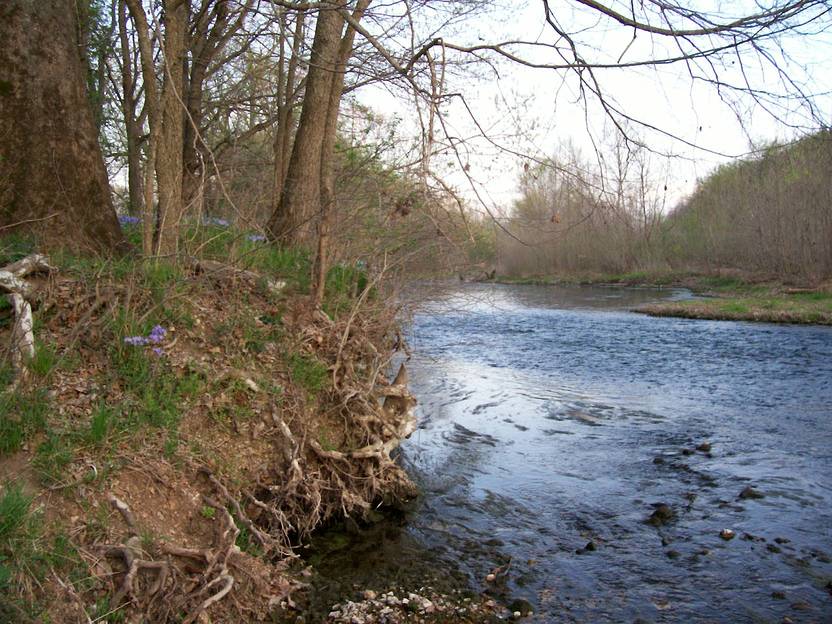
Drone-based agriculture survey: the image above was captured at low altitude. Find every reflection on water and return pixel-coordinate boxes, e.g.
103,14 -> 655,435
311,283 -> 832,623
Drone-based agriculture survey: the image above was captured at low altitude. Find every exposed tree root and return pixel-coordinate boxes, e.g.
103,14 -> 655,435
92,493 -> 248,623
0,253 -> 54,381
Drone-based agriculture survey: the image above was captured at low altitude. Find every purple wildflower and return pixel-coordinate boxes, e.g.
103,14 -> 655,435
124,336 -> 149,346
152,347 -> 164,356
247,233 -> 267,243
118,215 -> 141,226
203,216 -> 230,227
124,325 -> 167,348
148,325 -> 167,344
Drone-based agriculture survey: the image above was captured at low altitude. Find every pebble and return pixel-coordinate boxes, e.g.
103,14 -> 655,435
720,529 -> 736,540
696,442 -> 712,452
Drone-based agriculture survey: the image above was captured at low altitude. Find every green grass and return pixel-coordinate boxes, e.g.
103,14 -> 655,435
323,264 -> 373,317
32,433 -> 75,486
249,245 -> 311,292
288,353 -> 329,396
0,483 -> 86,619
719,301 -> 750,314
0,484 -> 31,544
637,293 -> 832,324
28,342 -> 58,378
87,403 -> 116,446
0,389 -> 50,456
141,261 -> 184,303
0,233 -> 37,266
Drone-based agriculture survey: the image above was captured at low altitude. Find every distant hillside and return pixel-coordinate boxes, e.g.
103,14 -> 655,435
665,130 -> 832,279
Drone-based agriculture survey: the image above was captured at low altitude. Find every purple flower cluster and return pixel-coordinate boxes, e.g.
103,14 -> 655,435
123,335 -> 150,346
247,233 -> 267,243
148,325 -> 167,343
203,216 -> 230,227
119,215 -> 141,226
123,325 -> 167,355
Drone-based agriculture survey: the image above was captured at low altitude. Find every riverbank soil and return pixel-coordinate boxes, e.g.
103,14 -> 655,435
493,270 -> 832,324
0,253 -> 487,623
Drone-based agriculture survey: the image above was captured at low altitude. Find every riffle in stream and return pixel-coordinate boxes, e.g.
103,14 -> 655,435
305,283 -> 832,623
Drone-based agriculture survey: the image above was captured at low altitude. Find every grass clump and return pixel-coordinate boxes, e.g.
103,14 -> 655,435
0,389 -> 50,456
0,483 -> 87,620
288,353 -> 329,397
32,433 -> 75,486
27,342 -> 58,379
0,233 -> 37,266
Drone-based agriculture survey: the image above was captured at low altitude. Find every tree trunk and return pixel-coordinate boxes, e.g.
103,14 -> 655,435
267,4 -> 346,245
118,0 -> 144,217
313,0 -> 371,305
155,0 -> 188,257
272,10 -> 306,209
0,0 -> 126,253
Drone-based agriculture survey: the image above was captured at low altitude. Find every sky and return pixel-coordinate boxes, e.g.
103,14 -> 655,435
353,0 -> 832,217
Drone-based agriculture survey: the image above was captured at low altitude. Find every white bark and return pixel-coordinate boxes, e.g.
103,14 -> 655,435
1,253 -> 54,380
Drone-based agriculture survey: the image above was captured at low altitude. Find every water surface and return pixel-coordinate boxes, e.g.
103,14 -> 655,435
397,283 -> 832,623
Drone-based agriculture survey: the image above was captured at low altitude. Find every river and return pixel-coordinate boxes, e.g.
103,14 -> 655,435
311,283 -> 832,623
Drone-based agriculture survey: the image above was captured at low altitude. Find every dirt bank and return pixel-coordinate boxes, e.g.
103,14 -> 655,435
0,253 -> 471,622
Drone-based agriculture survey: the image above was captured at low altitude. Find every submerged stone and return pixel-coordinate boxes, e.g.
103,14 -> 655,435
738,486 -> 765,500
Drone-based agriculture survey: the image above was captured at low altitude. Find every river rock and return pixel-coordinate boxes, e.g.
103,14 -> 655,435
508,598 -> 534,616
647,503 -> 674,526
720,529 -> 736,540
739,486 -> 765,500
696,442 -> 712,452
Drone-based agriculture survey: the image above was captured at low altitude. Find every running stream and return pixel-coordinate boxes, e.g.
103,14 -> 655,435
309,283 -> 832,623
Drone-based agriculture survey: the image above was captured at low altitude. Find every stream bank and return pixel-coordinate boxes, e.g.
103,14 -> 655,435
0,252 -> 456,623
488,271 -> 832,325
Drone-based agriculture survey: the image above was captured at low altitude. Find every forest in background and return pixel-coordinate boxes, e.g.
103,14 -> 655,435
498,130 -> 832,283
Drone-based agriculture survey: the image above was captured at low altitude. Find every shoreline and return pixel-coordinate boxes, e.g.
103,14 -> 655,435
484,272 -> 832,326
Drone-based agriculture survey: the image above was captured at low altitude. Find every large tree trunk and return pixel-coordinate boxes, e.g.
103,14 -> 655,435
266,4 -> 346,245
0,0 -> 126,253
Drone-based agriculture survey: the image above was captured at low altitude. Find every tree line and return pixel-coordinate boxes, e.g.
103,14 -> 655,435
498,130 -> 832,281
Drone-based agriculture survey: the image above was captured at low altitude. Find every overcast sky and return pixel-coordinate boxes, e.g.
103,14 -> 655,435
354,0 -> 832,216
